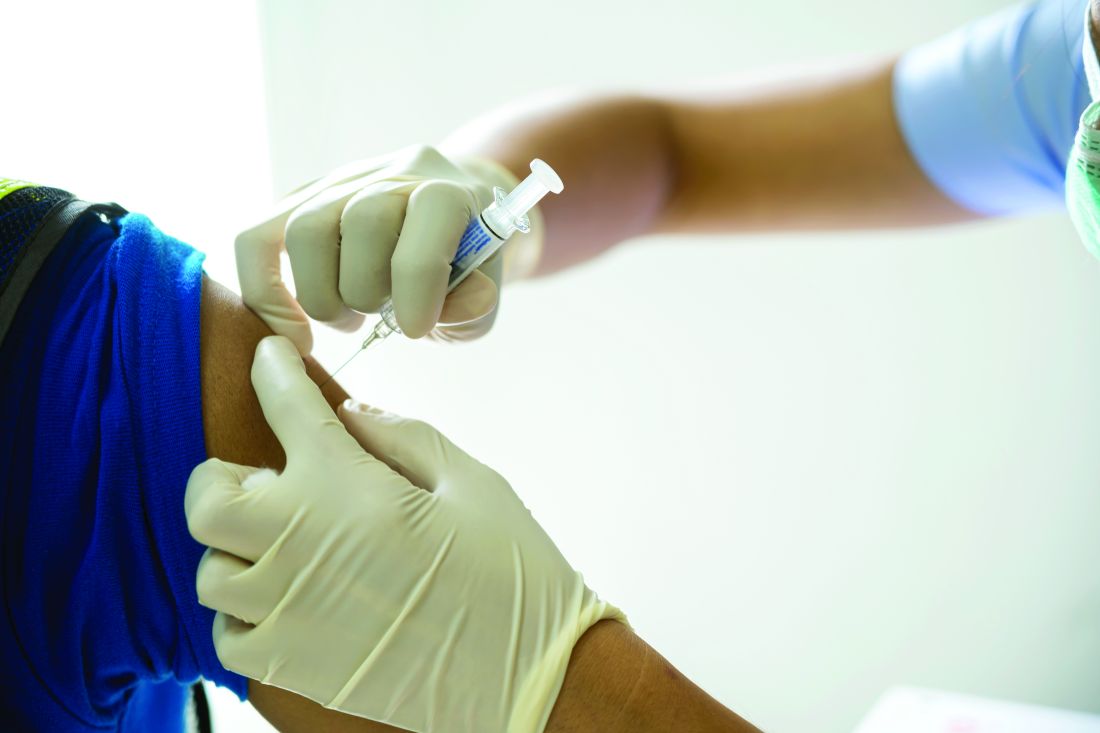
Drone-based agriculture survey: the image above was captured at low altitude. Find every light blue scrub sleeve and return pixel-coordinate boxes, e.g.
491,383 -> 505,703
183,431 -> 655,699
893,0 -> 1091,215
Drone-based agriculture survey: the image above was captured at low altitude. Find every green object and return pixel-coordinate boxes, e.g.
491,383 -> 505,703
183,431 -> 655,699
1066,101 -> 1100,257
0,178 -> 36,202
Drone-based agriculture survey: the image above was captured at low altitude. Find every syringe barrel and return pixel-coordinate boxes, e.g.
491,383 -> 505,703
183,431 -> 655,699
450,215 -> 503,274
377,300 -> 400,333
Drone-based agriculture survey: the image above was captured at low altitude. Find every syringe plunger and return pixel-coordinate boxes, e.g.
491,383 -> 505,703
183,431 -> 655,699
501,159 -> 564,217
484,159 -> 564,238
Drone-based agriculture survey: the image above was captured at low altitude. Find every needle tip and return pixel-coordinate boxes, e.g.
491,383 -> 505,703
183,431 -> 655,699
322,324 -> 388,387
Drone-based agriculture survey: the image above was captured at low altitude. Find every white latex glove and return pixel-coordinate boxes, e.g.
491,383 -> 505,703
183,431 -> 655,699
236,146 -> 540,355
185,335 -> 622,733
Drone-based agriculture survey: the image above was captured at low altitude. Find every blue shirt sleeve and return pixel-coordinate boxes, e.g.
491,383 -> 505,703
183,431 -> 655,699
0,210 -> 247,731
893,0 -> 1092,215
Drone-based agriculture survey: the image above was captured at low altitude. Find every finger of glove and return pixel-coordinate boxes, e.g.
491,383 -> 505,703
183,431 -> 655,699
235,149 -> 429,354
185,459 -> 281,562
196,549 -> 281,626
234,153 -> 420,355
390,179 -> 480,338
338,401 -> 465,493
439,261 -> 499,325
251,336 -> 366,465
236,218 -> 316,356
337,180 -> 416,314
433,259 -> 500,343
212,611 -> 264,679
283,178 -> 370,331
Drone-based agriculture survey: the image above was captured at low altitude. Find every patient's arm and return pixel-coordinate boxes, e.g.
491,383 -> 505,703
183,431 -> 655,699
200,275 -> 405,732
199,276 -> 756,732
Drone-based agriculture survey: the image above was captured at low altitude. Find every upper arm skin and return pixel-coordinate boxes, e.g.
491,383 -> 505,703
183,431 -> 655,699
656,59 -> 973,233
200,275 -> 406,733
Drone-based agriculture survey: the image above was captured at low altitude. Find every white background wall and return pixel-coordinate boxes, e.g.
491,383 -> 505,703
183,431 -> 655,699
6,1 -> 1100,731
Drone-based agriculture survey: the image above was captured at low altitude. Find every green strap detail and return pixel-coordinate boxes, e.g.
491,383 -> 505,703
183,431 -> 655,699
0,178 -> 37,201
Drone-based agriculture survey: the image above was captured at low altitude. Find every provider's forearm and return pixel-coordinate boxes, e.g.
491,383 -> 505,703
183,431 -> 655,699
442,58 -> 973,274
545,621 -> 760,733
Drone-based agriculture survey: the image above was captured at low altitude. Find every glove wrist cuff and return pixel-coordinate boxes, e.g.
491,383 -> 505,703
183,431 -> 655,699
508,589 -> 628,733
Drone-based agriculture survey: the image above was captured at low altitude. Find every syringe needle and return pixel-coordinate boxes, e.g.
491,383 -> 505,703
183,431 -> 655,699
318,330 -> 383,389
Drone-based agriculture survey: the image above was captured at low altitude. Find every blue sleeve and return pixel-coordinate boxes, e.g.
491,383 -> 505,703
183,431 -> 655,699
893,0 -> 1091,215
0,211 -> 247,731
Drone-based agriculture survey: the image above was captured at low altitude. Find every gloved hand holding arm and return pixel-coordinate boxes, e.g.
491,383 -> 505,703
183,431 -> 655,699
186,335 -> 760,733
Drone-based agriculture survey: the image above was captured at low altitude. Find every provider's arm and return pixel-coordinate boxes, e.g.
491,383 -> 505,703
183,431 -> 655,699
445,0 -> 1091,273
442,59 -> 969,274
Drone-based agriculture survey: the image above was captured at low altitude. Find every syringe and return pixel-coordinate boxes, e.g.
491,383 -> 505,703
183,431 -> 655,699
325,158 -> 563,381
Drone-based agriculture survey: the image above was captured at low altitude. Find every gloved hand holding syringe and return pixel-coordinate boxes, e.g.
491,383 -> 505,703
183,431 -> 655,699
235,145 -> 561,360
323,158 -> 563,382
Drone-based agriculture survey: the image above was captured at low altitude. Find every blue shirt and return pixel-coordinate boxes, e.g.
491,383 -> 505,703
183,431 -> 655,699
0,210 -> 247,731
894,0 -> 1092,214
